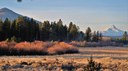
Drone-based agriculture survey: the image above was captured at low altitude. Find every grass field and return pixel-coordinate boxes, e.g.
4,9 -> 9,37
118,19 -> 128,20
0,47 -> 128,71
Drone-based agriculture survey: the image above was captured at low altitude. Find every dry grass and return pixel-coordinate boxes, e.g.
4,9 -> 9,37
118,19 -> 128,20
70,41 -> 87,47
0,56 -> 128,71
70,41 -> 124,47
0,47 -> 128,71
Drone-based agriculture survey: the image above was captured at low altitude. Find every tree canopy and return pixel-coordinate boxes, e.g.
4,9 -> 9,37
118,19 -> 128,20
0,17 -> 103,42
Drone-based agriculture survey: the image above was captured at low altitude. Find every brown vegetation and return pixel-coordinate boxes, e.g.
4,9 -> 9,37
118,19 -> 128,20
0,41 -> 79,55
70,41 -> 123,47
48,42 -> 78,54
0,56 -> 128,71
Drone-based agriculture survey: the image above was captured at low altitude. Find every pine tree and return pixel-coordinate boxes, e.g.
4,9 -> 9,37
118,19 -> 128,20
63,25 -> 68,41
0,19 -> 3,32
16,16 -> 27,41
70,24 -> 78,40
49,22 -> 57,41
85,27 -> 91,42
41,21 -> 50,40
35,23 -> 40,40
10,20 -> 17,37
99,32 -> 102,41
57,19 -> 63,40
92,31 -> 97,42
68,22 -> 73,33
122,31 -> 127,43
2,18 -> 11,40
68,22 -> 79,41
0,19 -> 4,40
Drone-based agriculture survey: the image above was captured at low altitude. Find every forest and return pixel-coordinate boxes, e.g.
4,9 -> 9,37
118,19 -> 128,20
0,16 -> 102,42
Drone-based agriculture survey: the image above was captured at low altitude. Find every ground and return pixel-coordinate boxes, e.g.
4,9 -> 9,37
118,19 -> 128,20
0,47 -> 128,71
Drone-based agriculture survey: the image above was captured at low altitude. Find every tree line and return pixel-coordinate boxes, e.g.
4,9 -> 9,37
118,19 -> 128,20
0,16 -> 102,42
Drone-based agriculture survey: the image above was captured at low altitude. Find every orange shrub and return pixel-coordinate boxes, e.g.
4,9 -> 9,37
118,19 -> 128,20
14,41 -> 48,54
48,42 -> 79,54
0,41 -> 17,55
31,41 -> 48,52
59,42 -> 79,53
14,42 -> 31,51
0,41 -> 79,55
0,41 -> 16,49
48,44 -> 66,54
0,41 -> 9,48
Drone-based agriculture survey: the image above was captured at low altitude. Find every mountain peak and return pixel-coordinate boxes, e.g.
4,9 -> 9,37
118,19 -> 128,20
106,25 -> 122,32
102,25 -> 124,36
0,8 -> 40,23
109,25 -> 119,30
110,25 -> 116,29
0,8 -> 12,12
1,7 -> 9,10
0,8 -> 21,21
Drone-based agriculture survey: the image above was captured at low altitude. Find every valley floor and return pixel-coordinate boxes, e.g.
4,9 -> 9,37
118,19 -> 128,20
0,47 -> 128,71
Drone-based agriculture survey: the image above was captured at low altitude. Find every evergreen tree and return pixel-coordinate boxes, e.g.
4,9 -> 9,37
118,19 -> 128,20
96,31 -> 100,41
62,25 -> 68,41
0,19 -> 3,32
68,23 -> 79,40
57,19 -> 63,27
0,18 -> 82,42
57,19 -> 63,40
0,19 -> 4,40
122,31 -> 127,42
16,16 -> 31,41
85,27 -> 91,42
10,20 -> 17,38
92,31 -> 97,42
41,21 -> 50,41
35,23 -> 40,40
77,31 -> 85,41
27,18 -> 37,41
68,22 -> 73,33
56,19 -> 68,41
99,32 -> 102,41
2,18 -> 11,40
49,22 -> 58,41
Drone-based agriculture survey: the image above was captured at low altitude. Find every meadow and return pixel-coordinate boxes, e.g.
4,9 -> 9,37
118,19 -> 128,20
0,47 -> 128,71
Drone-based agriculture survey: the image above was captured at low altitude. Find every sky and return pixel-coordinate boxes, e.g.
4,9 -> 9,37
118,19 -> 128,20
0,0 -> 128,31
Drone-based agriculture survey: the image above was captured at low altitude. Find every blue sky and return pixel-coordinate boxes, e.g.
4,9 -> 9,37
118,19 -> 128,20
0,0 -> 128,31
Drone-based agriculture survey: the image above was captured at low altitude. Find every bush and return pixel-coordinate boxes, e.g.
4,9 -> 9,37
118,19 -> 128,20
84,56 -> 102,71
0,41 -> 79,55
48,42 -> 79,54
0,41 -> 17,55
14,41 -> 47,55
62,63 -> 75,71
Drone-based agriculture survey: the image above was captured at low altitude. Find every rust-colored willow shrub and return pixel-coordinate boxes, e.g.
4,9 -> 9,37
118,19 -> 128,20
0,41 -> 78,55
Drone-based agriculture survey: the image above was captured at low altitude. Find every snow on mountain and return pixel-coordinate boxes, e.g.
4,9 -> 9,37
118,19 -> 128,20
0,8 -> 22,21
102,25 -> 124,37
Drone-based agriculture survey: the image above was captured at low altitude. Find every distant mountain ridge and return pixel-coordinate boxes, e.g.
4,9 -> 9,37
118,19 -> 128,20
0,8 -> 22,21
0,8 -> 40,23
102,25 -> 126,37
